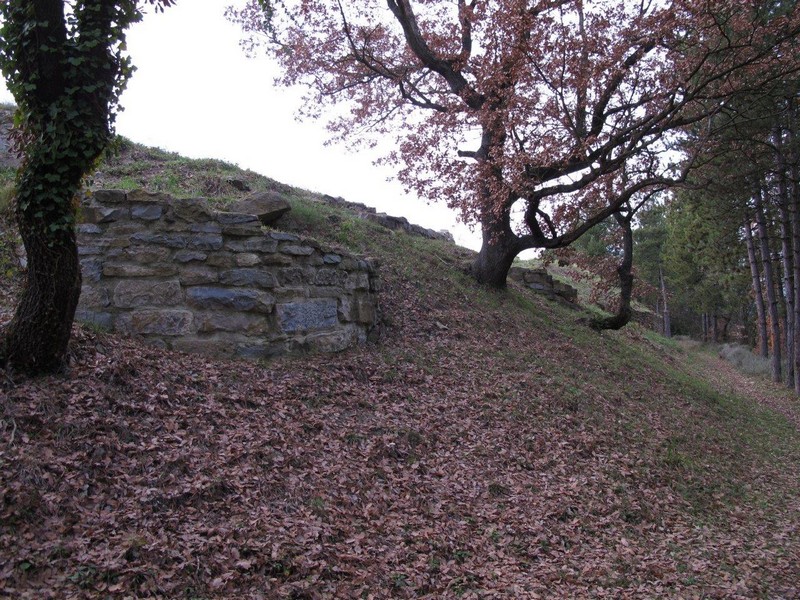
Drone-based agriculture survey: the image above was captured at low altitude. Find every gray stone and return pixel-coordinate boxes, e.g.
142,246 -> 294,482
225,237 -> 278,253
216,212 -> 260,225
131,203 -> 163,221
78,285 -> 110,309
179,266 -> 219,285
228,191 -> 292,225
186,286 -> 274,313
281,245 -> 315,256
80,258 -> 103,283
103,263 -> 178,278
197,312 -> 270,334
188,234 -> 224,251
190,222 -> 223,234
277,299 -> 338,333
235,253 -> 260,267
92,189 -> 127,204
82,205 -> 129,224
277,267 -> 307,286
77,224 -> 103,235
172,197 -> 214,222
78,245 -> 102,256
269,232 -> 299,242
75,310 -> 114,330
323,253 -> 342,265
314,269 -> 346,286
113,280 -> 182,308
219,268 -> 276,288
174,250 -> 208,263
121,309 -> 194,336
305,329 -> 355,353
131,232 -> 189,249
346,272 -> 370,291
122,247 -> 171,264
222,224 -> 264,237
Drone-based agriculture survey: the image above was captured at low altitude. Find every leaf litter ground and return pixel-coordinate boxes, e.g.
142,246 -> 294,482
2,236 -> 800,599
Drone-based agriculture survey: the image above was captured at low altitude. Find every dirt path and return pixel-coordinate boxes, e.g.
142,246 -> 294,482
686,345 -> 800,431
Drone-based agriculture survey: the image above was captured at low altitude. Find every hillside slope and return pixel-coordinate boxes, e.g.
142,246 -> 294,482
1,142 -> 799,598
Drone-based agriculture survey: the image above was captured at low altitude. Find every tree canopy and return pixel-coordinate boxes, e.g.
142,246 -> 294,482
231,0 -> 800,287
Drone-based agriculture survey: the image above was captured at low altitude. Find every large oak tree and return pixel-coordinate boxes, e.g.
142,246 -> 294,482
231,0 -> 800,287
0,0 -> 171,375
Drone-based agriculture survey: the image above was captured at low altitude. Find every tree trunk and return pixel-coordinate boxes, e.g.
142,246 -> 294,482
753,187 -> 782,383
776,134 -> 795,388
1,211 -> 81,373
659,266 -> 671,338
471,208 -> 520,288
745,217 -> 769,358
591,213 -> 633,331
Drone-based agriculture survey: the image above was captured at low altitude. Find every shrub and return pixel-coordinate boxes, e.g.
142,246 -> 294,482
718,343 -> 772,377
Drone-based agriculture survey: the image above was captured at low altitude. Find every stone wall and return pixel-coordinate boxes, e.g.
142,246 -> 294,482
508,266 -> 579,304
76,190 -> 380,358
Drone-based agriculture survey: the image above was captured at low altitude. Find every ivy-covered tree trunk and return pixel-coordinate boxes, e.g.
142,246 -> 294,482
1,160 -> 84,373
0,0 -> 167,374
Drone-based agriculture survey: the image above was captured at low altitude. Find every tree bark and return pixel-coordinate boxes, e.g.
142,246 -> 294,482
753,186 -> 782,382
590,213 -> 633,331
0,207 -> 81,373
775,130 -> 795,388
471,205 -> 521,288
745,217 -> 769,357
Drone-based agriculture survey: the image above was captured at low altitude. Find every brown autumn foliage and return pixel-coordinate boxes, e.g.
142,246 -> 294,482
1,193 -> 800,597
230,0 -> 800,286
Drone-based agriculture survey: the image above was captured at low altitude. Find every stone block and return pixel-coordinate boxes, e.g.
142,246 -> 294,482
197,312 -> 271,334
225,237 -> 278,253
216,212 -> 260,225
131,232 -> 189,249
78,285 -> 110,309
235,253 -> 260,267
174,250 -> 208,263
186,286 -> 275,313
103,263 -> 178,278
172,197 -> 214,222
281,245 -> 315,256
120,309 -> 195,336
80,258 -> 103,283
123,247 -> 172,264
131,203 -> 163,221
92,189 -> 127,204
190,222 -> 223,234
277,299 -> 338,333
355,297 -> 377,325
269,231 -> 300,242
113,280 -> 182,308
81,205 -> 129,224
188,234 -> 224,251
323,253 -> 342,265
314,268 -> 346,286
219,268 -> 276,288
228,192 -> 291,225
77,224 -> 102,235
206,252 -> 236,268
222,224 -> 264,237
346,272 -> 370,290
75,310 -> 114,330
276,267 -> 307,286
179,266 -> 219,285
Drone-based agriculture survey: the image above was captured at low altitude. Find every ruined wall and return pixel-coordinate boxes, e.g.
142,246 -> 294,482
76,190 -> 380,359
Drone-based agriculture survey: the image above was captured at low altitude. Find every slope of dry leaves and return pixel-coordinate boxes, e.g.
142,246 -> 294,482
2,203 -> 800,599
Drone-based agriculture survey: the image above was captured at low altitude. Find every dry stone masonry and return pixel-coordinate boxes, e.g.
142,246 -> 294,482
76,190 -> 380,358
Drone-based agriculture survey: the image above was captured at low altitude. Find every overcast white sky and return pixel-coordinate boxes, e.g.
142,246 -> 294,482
0,0 -> 479,248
